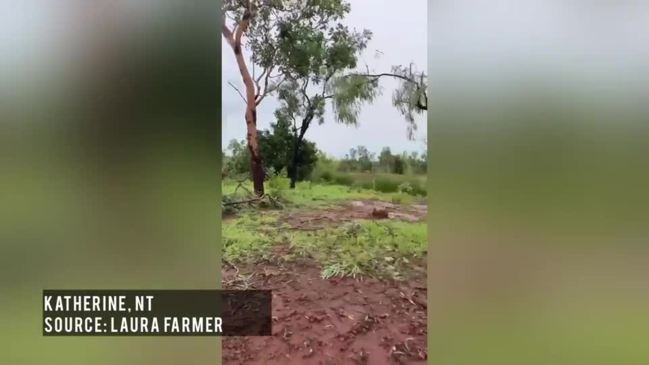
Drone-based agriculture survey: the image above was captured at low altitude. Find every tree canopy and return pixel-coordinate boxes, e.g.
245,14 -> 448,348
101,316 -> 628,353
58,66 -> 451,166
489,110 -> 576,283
222,0 -> 427,190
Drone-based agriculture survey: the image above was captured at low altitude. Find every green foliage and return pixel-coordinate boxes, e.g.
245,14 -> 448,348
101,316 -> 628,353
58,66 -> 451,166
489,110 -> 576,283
332,173 -> 354,186
338,145 -> 426,175
330,75 -> 380,125
260,117 -> 319,181
222,193 -> 243,216
224,121 -> 319,182
267,174 -> 290,200
390,63 -> 428,139
329,172 -> 426,197
338,145 -> 374,172
281,181 -> 385,207
374,177 -> 400,193
391,193 -> 415,205
393,155 -> 405,174
225,144 -> 427,208
222,139 -> 251,179
261,0 -> 379,185
223,178 -> 390,209
398,182 -> 414,195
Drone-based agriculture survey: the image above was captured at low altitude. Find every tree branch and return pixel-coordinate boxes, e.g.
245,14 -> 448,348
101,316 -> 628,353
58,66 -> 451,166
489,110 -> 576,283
222,17 -> 235,49
228,81 -> 247,104
347,72 -> 419,85
256,73 -> 284,106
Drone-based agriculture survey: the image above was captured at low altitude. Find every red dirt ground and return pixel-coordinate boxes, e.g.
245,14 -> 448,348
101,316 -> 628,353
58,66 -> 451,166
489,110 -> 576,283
222,258 -> 427,364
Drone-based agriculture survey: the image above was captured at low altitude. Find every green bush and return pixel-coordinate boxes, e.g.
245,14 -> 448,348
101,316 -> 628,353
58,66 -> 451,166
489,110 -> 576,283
319,170 -> 333,182
360,181 -> 374,190
311,168 -> 427,197
391,193 -> 415,205
332,173 -> 354,186
406,179 -> 427,196
397,182 -> 414,194
374,177 -> 400,193
268,175 -> 290,199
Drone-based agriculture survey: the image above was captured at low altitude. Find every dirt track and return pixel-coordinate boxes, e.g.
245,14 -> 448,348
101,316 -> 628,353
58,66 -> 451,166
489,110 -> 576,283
223,200 -> 427,364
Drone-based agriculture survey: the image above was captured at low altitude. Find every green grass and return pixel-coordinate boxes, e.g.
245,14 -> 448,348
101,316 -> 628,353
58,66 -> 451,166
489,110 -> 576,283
330,172 -> 426,196
223,171 -> 427,198
289,220 -> 427,279
222,177 -> 427,279
324,172 -> 427,196
222,212 -> 280,262
222,177 -> 424,208
222,208 -> 427,280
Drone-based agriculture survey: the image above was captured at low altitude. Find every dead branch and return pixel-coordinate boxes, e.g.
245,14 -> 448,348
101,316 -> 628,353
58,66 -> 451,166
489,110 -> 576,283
223,197 -> 264,206
228,81 -> 247,103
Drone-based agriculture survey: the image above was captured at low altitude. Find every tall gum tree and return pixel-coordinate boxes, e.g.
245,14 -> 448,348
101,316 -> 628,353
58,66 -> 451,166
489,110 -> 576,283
224,1 -> 425,189
222,0 -> 285,196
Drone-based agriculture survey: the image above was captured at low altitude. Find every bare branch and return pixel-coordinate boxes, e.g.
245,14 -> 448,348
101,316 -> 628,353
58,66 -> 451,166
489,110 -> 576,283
253,67 -> 268,100
228,81 -> 247,104
347,72 -> 418,85
255,67 -> 283,105
300,78 -> 311,106
256,76 -> 285,106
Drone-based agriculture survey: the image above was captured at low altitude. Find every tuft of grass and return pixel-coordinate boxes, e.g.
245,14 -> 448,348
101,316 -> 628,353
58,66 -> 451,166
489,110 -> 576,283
222,213 -> 278,263
391,192 -> 415,205
290,220 -> 427,280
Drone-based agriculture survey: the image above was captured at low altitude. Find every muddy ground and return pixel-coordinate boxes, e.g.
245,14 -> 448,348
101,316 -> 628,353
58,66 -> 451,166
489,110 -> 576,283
282,200 -> 427,230
223,200 -> 427,365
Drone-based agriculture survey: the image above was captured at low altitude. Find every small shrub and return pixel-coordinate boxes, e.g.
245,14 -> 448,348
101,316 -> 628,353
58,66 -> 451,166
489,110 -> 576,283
391,193 -> 414,205
359,181 -> 374,190
319,170 -> 333,182
332,173 -> 354,186
374,177 -> 400,193
397,182 -> 414,194
407,179 -> 427,196
268,175 -> 290,198
348,182 -> 364,192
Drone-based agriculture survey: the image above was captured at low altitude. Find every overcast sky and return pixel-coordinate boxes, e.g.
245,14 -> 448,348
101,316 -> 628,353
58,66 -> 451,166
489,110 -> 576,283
221,1 -> 428,158
4,1 -> 647,133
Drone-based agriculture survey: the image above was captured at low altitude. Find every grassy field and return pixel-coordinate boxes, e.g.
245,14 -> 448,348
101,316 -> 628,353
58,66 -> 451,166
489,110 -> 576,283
313,171 -> 427,196
222,176 -> 427,280
223,172 -> 427,208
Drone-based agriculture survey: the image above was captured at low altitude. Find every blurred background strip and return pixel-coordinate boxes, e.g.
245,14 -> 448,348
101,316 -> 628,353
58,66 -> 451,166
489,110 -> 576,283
428,1 -> 649,364
1,1 -> 222,364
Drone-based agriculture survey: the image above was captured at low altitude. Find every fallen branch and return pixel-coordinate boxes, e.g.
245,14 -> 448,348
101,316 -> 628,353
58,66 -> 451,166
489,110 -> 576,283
223,197 -> 263,206
233,180 -> 253,195
222,193 -> 282,207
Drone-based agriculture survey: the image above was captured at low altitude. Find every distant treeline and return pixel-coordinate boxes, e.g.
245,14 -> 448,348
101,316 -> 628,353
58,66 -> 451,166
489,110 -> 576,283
223,138 -> 427,181
337,146 -> 427,175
